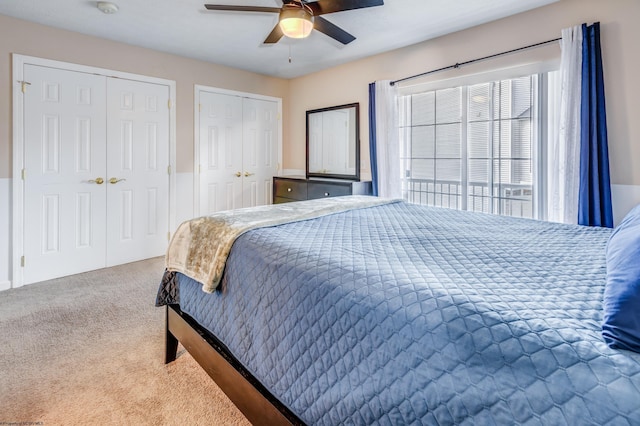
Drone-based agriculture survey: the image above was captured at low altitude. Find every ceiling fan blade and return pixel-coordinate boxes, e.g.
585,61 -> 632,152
264,23 -> 284,44
313,16 -> 356,45
204,4 -> 281,13
305,0 -> 383,16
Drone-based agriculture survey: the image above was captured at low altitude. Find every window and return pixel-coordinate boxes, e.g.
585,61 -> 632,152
399,74 -> 548,219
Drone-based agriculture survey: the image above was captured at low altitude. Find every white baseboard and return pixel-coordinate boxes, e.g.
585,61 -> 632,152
0,280 -> 10,291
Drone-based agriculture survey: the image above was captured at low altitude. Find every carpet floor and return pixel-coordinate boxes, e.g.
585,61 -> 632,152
0,258 -> 250,425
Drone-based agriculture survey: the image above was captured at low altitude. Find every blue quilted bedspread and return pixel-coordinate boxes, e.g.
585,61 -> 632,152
160,201 -> 640,424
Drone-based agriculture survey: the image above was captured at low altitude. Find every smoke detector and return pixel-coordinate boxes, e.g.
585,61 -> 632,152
97,1 -> 119,14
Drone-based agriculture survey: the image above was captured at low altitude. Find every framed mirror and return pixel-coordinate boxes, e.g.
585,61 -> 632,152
306,103 -> 360,181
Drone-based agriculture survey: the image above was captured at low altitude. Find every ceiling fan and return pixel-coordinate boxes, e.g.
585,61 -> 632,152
204,0 -> 384,45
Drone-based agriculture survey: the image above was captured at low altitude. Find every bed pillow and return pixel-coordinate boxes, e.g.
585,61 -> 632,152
602,204 -> 640,352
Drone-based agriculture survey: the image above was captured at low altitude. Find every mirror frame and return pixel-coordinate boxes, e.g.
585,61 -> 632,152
306,102 -> 360,181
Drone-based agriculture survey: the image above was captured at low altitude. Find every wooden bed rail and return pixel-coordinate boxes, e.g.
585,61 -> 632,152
165,305 -> 305,425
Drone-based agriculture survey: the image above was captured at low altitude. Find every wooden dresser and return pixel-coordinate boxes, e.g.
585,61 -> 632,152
273,177 -> 373,204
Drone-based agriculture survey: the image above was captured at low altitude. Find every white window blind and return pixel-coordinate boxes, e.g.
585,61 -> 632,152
399,74 -> 540,219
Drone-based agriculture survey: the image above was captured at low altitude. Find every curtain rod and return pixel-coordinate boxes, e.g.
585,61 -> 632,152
389,37 -> 561,86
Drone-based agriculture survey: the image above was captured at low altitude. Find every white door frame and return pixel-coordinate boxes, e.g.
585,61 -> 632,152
12,54 -> 177,288
194,85 -> 283,217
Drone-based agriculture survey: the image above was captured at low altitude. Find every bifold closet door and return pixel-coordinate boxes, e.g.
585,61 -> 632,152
198,91 -> 244,214
105,78 -> 170,266
22,65 -> 108,284
22,67 -> 171,284
241,97 -> 279,208
197,91 -> 279,215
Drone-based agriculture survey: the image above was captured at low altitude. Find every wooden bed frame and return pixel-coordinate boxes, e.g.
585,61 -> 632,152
164,304 -> 306,425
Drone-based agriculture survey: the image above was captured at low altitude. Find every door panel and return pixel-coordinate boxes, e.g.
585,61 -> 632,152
198,91 -> 279,214
106,78 -> 170,266
23,65 -> 107,284
198,92 -> 243,215
242,97 -> 279,208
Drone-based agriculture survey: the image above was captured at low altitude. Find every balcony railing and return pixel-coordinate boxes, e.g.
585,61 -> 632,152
402,178 -> 533,218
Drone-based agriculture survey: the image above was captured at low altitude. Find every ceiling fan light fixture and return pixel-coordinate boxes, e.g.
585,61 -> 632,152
279,5 -> 314,39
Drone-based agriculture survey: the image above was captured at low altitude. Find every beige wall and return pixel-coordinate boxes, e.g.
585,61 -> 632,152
0,14 -> 290,178
2,0 -> 638,184
288,0 -> 640,186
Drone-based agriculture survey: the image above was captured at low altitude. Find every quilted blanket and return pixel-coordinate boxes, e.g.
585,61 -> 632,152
158,201 -> 640,424
165,195 -> 396,292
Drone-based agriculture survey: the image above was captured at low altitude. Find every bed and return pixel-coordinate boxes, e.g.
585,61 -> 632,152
156,196 -> 640,425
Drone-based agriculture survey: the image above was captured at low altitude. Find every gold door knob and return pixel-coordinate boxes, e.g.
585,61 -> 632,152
89,177 -> 104,185
244,172 -> 254,177
235,172 -> 242,177
109,177 -> 126,184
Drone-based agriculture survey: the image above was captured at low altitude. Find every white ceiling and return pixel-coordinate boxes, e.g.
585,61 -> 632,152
0,0 -> 558,79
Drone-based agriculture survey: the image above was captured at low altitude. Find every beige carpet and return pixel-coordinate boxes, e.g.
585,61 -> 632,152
0,258 -> 250,425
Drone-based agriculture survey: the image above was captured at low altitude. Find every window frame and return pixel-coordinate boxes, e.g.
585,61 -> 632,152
397,65 -> 558,221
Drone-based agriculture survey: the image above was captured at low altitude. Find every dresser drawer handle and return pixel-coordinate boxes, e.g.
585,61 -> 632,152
287,187 -> 292,192
324,192 -> 330,197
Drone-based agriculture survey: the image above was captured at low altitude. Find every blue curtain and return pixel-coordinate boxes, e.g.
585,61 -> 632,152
368,82 -> 379,196
578,22 -> 613,228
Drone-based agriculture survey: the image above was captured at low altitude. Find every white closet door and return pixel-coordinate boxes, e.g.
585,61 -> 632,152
22,65 -> 107,284
242,97 -> 279,208
198,91 -> 243,215
105,78 -> 170,265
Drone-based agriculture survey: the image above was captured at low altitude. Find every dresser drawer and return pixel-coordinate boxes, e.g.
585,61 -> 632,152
273,177 -> 372,204
274,178 -> 307,201
307,181 -> 352,200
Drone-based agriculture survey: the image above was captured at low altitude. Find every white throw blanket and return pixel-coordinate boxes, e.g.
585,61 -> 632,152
165,195 -> 397,293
